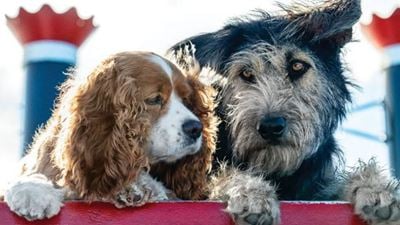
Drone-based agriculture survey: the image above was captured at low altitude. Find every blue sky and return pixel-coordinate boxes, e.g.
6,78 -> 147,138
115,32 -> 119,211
0,0 -> 398,185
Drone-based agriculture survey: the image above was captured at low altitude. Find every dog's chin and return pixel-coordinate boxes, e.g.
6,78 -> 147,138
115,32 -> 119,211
234,131 -> 309,176
247,149 -> 305,177
152,139 -> 202,163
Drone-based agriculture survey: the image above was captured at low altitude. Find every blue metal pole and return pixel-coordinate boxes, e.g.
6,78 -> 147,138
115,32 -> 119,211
385,64 -> 400,178
23,61 -> 73,151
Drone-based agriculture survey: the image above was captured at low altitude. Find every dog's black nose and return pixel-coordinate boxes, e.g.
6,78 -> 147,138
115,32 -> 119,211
182,120 -> 203,139
258,116 -> 286,140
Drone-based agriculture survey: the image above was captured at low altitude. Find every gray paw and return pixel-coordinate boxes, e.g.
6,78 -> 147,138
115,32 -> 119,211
355,187 -> 400,224
227,189 -> 280,225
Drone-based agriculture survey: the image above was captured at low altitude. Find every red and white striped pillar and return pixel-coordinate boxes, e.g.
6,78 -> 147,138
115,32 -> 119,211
361,8 -> 400,178
6,5 -> 96,154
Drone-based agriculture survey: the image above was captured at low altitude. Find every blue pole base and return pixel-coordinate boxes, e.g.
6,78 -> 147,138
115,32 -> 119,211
23,61 -> 73,155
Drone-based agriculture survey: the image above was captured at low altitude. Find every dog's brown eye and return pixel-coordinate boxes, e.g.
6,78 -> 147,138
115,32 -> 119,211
145,95 -> 163,106
287,60 -> 310,81
239,69 -> 256,83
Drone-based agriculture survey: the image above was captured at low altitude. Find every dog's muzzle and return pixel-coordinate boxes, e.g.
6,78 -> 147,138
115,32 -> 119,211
257,116 -> 286,141
182,119 -> 203,140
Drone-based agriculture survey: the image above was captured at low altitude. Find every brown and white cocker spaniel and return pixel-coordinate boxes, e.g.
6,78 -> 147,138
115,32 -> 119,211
3,51 -> 217,220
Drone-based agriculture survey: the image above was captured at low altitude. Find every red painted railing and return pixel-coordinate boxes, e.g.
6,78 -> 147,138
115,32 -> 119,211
0,201 -> 367,225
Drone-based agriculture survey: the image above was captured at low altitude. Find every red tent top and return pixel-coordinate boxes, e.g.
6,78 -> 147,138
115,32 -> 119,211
6,4 -> 96,47
361,8 -> 400,49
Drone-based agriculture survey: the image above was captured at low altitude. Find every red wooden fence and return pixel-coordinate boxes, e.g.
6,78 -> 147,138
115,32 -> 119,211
0,201 -> 367,225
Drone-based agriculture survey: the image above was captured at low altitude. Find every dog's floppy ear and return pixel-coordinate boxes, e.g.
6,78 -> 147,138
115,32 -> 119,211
169,28 -> 245,74
282,0 -> 361,48
55,55 -> 149,200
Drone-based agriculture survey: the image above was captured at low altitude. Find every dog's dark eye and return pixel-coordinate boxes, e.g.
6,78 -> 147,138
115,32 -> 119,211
239,69 -> 256,83
287,60 -> 310,81
145,95 -> 163,106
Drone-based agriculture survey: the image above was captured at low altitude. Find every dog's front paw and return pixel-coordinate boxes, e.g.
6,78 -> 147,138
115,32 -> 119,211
344,159 -> 400,225
354,186 -> 400,225
227,190 -> 280,225
4,177 -> 64,221
113,173 -> 169,208
224,176 -> 280,225
209,168 -> 280,225
114,183 -> 152,208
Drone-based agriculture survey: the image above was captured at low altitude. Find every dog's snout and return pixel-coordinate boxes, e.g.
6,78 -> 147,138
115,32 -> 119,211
182,120 -> 203,139
258,116 -> 286,140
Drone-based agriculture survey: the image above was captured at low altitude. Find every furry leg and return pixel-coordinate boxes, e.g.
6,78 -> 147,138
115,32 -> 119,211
342,158 -> 400,225
4,173 -> 64,221
113,171 -> 171,208
209,166 -> 280,225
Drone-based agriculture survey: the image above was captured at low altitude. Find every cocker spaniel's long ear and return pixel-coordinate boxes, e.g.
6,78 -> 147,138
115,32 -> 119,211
151,63 -> 219,200
54,55 -> 149,200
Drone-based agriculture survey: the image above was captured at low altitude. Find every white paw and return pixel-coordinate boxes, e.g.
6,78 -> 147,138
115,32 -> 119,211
225,179 -> 280,225
354,186 -> 400,225
4,177 -> 64,221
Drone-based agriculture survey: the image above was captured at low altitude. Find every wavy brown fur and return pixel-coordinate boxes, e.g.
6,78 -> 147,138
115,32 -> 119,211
18,53 -> 158,201
58,56 -> 151,199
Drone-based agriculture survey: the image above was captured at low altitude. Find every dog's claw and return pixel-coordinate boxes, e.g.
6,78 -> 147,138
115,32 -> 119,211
362,205 -> 374,215
375,205 -> 391,220
239,211 -> 274,225
244,213 -> 260,224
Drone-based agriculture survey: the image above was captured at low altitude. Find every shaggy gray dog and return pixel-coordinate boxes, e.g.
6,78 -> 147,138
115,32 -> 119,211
171,0 -> 400,225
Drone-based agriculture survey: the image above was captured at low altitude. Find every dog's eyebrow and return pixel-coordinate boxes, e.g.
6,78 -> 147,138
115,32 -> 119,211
284,50 -> 312,65
285,51 -> 294,62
